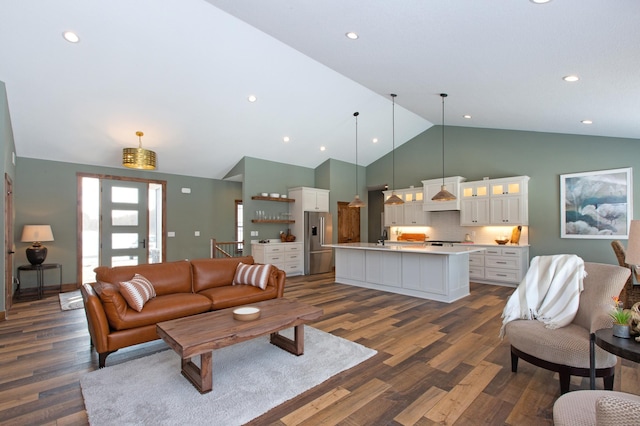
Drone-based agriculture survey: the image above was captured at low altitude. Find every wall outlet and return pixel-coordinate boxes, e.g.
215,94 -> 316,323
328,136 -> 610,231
194,231 -> 200,236
168,231 -> 176,237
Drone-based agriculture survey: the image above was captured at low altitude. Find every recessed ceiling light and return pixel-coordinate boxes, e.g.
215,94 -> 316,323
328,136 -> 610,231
320,146 -> 326,151
372,138 -> 378,143
463,115 -> 472,119
530,0 -> 552,4
581,120 -> 593,125
62,31 -> 80,43
283,136 -> 290,143
563,75 -> 579,82
345,32 -> 359,40
247,95 -> 257,103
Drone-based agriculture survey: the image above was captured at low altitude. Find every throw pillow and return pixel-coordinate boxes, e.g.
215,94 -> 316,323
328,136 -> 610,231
232,263 -> 272,290
119,274 -> 156,312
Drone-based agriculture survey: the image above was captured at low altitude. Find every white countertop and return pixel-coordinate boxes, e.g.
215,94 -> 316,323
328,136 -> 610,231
325,243 -> 486,255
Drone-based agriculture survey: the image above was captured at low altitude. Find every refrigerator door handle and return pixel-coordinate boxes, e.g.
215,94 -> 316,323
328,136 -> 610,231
320,217 -> 324,245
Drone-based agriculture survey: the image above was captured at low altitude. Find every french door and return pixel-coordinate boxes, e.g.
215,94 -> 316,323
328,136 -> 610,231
77,173 -> 166,285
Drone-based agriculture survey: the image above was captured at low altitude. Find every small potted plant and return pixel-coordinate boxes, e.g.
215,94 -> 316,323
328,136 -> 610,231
610,296 -> 633,338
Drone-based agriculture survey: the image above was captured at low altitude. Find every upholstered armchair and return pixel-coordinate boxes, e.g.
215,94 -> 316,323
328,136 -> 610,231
554,390 -> 640,425
504,262 -> 630,394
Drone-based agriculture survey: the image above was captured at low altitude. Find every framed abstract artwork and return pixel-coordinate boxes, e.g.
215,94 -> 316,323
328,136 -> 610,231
560,167 -> 632,238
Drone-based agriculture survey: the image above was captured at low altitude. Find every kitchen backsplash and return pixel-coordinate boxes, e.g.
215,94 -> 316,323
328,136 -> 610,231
388,210 -> 529,245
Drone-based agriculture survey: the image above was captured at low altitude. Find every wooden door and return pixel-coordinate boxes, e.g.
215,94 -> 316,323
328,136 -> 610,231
4,174 -> 13,313
337,201 -> 360,243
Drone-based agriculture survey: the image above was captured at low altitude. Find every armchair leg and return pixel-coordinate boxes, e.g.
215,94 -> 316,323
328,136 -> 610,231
559,367 -> 571,394
510,347 -> 519,372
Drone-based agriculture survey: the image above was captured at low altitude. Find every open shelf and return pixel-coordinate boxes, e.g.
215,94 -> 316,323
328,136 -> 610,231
251,196 -> 295,203
251,219 -> 295,224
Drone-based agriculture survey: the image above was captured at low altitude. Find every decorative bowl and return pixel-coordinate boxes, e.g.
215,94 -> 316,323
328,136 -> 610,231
260,192 -> 268,197
233,306 -> 261,321
269,193 -> 279,198
495,238 -> 510,245
281,194 -> 288,198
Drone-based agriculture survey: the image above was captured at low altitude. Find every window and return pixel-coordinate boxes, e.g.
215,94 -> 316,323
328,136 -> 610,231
236,200 -> 243,250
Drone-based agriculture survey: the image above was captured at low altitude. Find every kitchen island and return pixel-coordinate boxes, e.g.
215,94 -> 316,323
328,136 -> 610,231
325,243 -> 485,303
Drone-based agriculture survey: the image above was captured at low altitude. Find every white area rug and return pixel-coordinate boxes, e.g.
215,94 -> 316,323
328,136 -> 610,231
59,290 -> 83,311
80,326 -> 376,425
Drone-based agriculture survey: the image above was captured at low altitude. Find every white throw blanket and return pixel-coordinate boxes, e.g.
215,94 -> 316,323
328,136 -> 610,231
499,254 -> 586,338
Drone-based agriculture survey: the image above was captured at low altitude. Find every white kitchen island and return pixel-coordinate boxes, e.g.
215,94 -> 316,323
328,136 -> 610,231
325,243 -> 485,303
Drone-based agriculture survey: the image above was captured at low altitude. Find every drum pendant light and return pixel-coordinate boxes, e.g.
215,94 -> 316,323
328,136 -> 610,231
122,131 -> 157,170
432,93 -> 456,201
348,112 -> 365,208
384,93 -> 404,205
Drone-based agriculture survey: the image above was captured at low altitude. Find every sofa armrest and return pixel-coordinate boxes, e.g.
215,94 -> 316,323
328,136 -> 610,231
81,283 -> 111,354
273,267 -> 286,298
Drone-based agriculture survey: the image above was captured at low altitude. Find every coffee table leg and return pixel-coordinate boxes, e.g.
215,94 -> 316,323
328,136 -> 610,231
181,352 -> 213,394
270,325 -> 304,355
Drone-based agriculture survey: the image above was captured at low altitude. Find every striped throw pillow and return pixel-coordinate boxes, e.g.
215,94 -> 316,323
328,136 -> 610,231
119,274 -> 156,312
232,263 -> 272,290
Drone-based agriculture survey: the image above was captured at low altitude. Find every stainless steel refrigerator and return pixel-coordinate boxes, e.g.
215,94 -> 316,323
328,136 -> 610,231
304,211 -> 333,275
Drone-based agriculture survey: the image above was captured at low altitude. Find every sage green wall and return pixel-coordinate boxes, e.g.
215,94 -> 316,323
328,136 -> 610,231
367,125 -> 640,264
240,157 -> 315,254
1,81 -> 17,314
14,158 -> 241,288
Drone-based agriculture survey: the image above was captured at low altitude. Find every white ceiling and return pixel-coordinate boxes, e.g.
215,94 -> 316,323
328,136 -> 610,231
1,1 -> 639,180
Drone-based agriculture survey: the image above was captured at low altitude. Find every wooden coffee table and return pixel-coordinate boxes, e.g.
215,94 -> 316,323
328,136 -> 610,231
156,298 -> 323,393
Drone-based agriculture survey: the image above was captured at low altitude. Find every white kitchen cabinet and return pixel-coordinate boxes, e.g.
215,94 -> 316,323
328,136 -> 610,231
490,196 -> 526,224
383,188 -> 430,226
335,248 -> 365,281
490,177 -> 527,197
422,176 -> 466,211
251,242 -> 304,276
289,187 -> 329,212
404,202 -> 430,225
460,176 -> 529,226
464,244 -> 529,286
365,250 -> 402,288
460,198 -> 490,225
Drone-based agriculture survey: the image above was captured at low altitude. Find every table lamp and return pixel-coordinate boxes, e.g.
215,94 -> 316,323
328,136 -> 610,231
21,225 -> 54,265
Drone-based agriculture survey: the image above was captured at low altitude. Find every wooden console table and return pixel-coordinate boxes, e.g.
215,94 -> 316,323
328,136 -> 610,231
17,263 -> 62,299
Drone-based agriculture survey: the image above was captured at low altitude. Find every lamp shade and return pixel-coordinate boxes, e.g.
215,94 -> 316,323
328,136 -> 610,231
21,225 -> 54,243
21,225 -> 54,265
626,220 -> 640,265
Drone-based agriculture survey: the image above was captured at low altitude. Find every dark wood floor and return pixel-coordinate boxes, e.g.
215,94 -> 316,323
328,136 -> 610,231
1,273 -> 639,425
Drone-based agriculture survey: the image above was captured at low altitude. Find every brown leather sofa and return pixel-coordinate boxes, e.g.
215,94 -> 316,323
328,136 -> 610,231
81,256 -> 285,367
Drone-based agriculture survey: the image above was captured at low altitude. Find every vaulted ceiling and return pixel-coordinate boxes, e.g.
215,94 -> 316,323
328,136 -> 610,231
1,1 -> 638,179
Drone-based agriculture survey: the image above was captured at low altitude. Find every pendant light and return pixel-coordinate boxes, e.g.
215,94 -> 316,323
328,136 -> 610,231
348,112 -> 366,208
431,93 -> 456,201
123,131 -> 157,170
384,93 -> 404,205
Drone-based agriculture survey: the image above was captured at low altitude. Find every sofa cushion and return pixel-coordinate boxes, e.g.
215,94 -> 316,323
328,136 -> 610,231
94,260 -> 193,295
233,262 -> 272,290
119,274 -> 156,312
199,284 -> 278,310
103,293 -> 212,331
191,256 -> 255,293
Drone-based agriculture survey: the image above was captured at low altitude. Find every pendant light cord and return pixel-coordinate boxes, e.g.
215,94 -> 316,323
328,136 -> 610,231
354,112 -> 359,195
391,94 -> 397,191
440,93 -> 447,185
